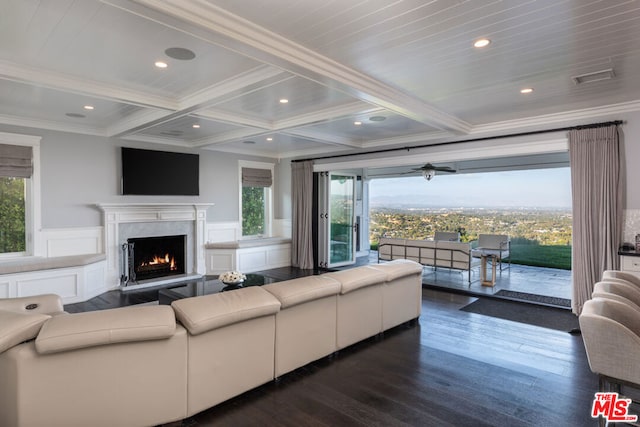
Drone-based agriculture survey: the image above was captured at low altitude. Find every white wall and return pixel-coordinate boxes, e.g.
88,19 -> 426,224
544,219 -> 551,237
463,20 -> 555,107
0,124 -> 277,228
620,111 -> 640,209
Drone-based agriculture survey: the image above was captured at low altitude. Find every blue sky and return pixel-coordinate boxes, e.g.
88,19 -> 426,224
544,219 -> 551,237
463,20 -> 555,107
369,167 -> 572,209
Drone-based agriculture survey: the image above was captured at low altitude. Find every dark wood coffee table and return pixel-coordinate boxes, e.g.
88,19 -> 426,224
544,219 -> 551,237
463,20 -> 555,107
158,273 -> 276,305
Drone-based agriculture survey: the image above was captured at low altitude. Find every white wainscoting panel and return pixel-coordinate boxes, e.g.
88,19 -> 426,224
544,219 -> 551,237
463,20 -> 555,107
0,281 -> 9,298
206,242 -> 291,275
18,273 -> 78,300
1,260 -> 107,304
41,227 -> 103,257
206,222 -> 241,243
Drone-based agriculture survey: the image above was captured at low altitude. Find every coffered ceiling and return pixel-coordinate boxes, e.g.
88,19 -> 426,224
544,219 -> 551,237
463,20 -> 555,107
1,0 -> 639,159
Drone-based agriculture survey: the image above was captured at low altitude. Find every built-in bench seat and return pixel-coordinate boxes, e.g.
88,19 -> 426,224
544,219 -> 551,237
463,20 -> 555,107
205,237 -> 291,275
205,236 -> 291,250
0,254 -> 106,275
0,254 -> 107,303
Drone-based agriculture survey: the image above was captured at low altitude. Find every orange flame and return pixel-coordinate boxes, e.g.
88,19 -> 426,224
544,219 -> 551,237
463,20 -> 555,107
140,253 -> 177,270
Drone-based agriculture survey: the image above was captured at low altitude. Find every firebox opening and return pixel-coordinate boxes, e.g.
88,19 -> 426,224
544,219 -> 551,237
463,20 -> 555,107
127,234 -> 186,282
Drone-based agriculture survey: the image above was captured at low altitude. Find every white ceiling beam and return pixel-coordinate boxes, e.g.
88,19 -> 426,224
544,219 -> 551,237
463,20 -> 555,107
178,66 -> 291,110
282,129 -> 364,148
274,102 -> 382,130
0,113 -> 107,137
109,66 -> 288,137
0,60 -> 177,111
110,0 -> 472,134
195,109 -> 272,130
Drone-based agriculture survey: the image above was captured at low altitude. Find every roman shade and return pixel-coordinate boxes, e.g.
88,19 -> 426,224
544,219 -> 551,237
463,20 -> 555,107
242,167 -> 272,187
0,143 -> 33,178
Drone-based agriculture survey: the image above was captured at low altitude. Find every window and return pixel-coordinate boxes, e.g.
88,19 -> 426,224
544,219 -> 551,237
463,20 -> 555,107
0,177 -> 26,253
239,161 -> 274,237
0,133 -> 41,257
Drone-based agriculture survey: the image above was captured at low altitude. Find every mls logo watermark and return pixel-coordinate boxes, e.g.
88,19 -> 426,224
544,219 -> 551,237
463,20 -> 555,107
592,392 -> 638,423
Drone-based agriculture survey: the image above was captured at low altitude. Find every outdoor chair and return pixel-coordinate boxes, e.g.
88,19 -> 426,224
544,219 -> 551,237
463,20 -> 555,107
471,234 -> 510,272
434,231 -> 460,242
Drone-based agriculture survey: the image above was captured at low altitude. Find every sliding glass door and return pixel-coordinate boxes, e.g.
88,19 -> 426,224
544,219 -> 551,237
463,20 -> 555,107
318,172 -> 356,268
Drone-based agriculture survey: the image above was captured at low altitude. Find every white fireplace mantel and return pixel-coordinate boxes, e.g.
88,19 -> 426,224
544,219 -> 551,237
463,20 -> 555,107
96,203 -> 214,288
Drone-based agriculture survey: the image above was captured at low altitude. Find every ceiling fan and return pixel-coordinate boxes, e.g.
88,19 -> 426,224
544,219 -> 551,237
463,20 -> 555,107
411,163 -> 457,181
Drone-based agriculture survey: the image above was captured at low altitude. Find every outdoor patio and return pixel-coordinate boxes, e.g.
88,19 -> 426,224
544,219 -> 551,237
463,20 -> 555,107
359,251 -> 572,308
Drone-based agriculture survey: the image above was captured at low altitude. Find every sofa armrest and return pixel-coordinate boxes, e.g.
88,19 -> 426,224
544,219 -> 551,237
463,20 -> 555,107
0,310 -> 51,354
35,305 -> 176,354
0,294 -> 65,316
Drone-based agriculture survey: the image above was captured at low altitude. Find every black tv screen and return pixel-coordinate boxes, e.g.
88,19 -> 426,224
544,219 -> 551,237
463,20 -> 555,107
121,147 -> 199,195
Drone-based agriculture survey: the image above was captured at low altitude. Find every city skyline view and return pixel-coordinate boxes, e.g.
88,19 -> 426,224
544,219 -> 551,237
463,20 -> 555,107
369,167 -> 572,209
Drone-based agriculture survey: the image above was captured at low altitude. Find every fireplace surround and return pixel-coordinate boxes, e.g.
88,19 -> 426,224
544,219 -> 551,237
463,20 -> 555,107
97,203 -> 213,290
124,234 -> 186,284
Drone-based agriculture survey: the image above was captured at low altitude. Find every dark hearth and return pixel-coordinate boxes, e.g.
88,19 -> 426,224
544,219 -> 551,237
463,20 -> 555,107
126,235 -> 186,282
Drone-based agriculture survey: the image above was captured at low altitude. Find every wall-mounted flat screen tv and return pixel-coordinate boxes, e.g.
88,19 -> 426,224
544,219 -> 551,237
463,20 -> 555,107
121,147 -> 199,196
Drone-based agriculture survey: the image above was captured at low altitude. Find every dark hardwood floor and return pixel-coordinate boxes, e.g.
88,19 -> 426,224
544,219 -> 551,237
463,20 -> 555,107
65,267 -> 599,426
158,289 -> 598,427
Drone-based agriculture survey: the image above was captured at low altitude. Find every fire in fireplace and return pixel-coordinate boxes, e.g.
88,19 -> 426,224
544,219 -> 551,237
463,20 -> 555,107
124,234 -> 186,283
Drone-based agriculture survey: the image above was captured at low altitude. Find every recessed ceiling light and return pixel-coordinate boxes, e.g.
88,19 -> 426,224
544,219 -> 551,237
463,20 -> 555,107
369,116 -> 386,122
266,137 -> 273,141
520,88 -> 534,94
165,47 -> 196,60
155,61 -> 168,69
279,98 -> 289,104
83,105 -> 94,110
65,113 -> 86,118
473,38 -> 491,48
192,124 -> 200,129
354,121 -> 362,126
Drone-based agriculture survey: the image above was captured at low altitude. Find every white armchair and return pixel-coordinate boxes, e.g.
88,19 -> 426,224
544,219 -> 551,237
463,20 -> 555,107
471,234 -> 510,271
580,297 -> 640,427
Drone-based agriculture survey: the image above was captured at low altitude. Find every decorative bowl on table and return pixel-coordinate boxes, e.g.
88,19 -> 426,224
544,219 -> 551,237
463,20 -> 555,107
219,270 -> 246,286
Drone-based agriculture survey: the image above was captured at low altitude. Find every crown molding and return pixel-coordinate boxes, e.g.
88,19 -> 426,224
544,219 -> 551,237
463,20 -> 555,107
205,140 -> 349,160
118,133 -> 194,147
472,100 -> 640,135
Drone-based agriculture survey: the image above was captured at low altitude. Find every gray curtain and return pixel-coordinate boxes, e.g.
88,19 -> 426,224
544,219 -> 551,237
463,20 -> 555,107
291,160 -> 314,269
569,124 -> 622,314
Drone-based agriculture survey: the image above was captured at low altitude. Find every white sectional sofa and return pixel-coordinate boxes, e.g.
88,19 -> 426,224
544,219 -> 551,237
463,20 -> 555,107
0,260 -> 422,427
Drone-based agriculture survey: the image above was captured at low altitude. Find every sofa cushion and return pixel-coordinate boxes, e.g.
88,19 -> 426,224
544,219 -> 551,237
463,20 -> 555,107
262,275 -> 340,308
324,267 -> 387,295
368,259 -> 423,281
0,310 -> 51,353
171,286 -> 281,335
35,305 -> 176,354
